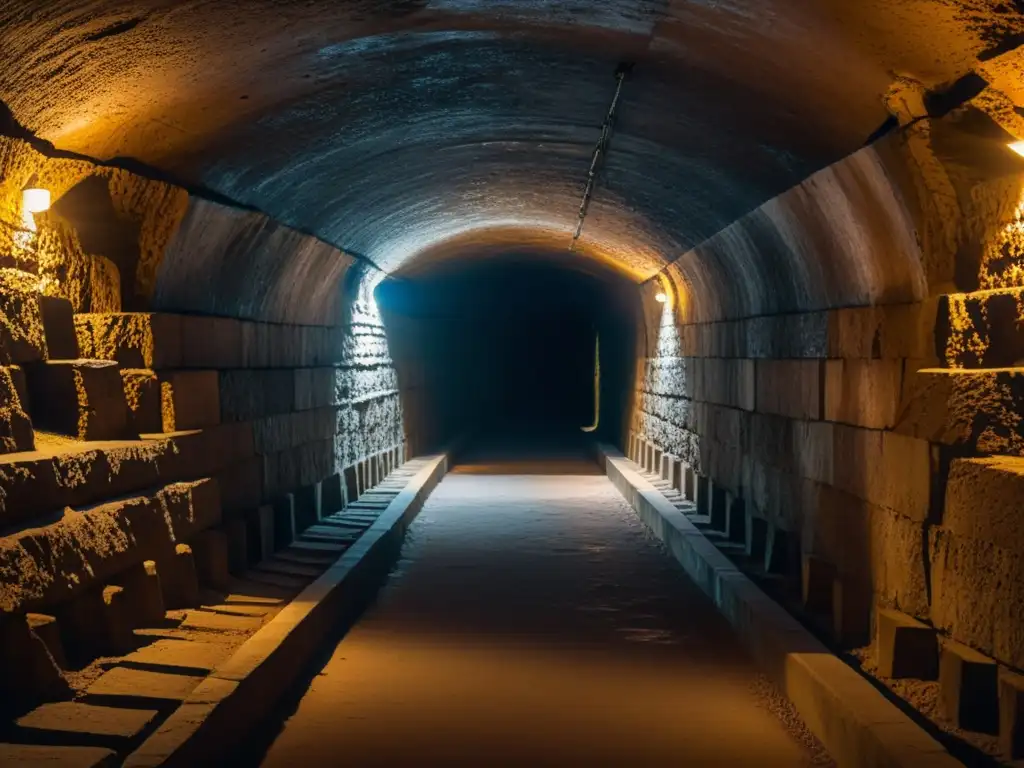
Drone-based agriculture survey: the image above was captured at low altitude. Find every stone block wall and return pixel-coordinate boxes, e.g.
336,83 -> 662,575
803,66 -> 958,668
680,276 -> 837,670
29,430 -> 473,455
0,139 -> 410,709
630,110 -> 1024,673
633,299 -> 940,623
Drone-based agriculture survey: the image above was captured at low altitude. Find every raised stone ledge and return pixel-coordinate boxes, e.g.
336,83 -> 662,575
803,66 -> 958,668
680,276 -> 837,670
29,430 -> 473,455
0,478 -> 220,615
0,424 -> 252,528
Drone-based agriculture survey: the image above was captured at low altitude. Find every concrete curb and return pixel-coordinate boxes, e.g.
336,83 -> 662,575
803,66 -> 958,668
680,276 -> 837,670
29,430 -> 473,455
598,444 -> 962,768
124,453 -> 449,767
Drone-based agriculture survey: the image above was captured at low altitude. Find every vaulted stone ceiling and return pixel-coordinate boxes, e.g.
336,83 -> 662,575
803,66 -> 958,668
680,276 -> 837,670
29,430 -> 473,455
1,1 -> 1020,280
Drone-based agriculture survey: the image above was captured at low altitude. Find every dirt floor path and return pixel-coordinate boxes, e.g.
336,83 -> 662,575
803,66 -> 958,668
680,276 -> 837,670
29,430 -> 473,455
255,439 -> 829,767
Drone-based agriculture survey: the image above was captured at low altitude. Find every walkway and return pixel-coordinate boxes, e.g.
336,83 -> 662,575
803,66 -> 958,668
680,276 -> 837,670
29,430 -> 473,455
255,437 -> 828,767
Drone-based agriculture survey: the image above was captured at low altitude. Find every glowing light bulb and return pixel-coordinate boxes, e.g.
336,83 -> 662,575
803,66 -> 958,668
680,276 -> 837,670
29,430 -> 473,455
655,292 -> 668,304
22,188 -> 51,214
1009,141 -> 1024,159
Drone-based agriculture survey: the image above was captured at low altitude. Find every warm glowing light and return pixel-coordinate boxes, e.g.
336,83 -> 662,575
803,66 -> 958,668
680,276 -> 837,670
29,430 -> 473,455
655,292 -> 667,303
22,188 -> 51,214
1010,141 -> 1024,158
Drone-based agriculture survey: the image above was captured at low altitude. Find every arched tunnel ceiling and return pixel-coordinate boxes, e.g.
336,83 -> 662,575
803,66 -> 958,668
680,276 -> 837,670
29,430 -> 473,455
1,1 -> 1021,281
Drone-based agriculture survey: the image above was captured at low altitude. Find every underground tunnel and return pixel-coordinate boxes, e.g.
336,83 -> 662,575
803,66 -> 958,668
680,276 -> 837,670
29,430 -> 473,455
2,1 -> 1024,766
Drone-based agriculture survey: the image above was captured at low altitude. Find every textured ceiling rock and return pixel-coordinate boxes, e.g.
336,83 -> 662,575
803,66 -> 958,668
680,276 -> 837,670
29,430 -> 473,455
0,1 -> 1021,284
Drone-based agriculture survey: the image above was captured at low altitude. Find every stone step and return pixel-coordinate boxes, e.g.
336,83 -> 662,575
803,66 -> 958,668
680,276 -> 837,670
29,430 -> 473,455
0,478 -> 220,616
222,578 -> 291,603
85,667 -> 203,706
255,559 -> 324,580
285,540 -> 348,555
242,569 -> 308,592
315,517 -> 368,532
120,638 -> 230,674
178,609 -> 262,634
0,422 -> 250,528
14,701 -> 157,749
274,549 -> 338,568
25,360 -> 137,441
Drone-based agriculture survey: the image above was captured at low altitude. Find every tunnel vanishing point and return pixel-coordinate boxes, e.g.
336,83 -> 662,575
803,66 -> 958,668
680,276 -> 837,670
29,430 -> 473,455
4,1 -> 1024,766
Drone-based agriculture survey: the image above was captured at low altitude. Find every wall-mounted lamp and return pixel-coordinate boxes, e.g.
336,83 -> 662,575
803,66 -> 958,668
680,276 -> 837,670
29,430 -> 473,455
1009,141 -> 1024,159
22,187 -> 51,215
654,292 -> 668,304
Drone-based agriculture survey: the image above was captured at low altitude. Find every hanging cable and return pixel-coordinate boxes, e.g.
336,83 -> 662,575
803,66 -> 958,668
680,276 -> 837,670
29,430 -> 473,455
569,62 -> 633,252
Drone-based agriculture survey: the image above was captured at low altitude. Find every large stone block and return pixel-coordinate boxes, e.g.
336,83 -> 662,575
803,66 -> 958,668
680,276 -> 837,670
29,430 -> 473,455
0,439 -> 173,527
78,312 -> 183,369
101,584 -> 137,655
801,554 -> 836,615
120,368 -> 162,433
0,478 -> 220,615
824,359 -> 902,429
1000,672 -> 1024,759
219,369 -> 294,421
896,367 -> 1024,456
38,295 -> 78,360
293,482 -> 321,531
295,367 -> 338,410
827,306 -> 883,359
930,526 -> 1024,669
880,299 -> 938,361
759,359 -> 823,420
159,421 -> 255,482
180,315 -> 243,369
831,425 -> 931,521
26,359 -> 136,440
938,288 -> 1021,368
113,560 -> 165,627
0,267 -> 46,364
160,370 -> 219,431
826,302 -> 936,361
940,639 -> 998,733
191,529 -> 230,590
252,407 -> 336,454
693,357 -> 754,411
0,614 -> 66,717
944,457 -> 1024,553
27,613 -> 67,670
262,439 -> 335,499
875,608 -> 937,679
802,483 -> 929,617
158,543 -> 199,609
216,456 -> 263,513
0,365 -> 34,453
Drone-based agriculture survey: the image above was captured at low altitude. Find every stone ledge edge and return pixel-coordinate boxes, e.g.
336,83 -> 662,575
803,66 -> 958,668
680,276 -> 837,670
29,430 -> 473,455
597,443 -> 962,768
123,452 -> 450,767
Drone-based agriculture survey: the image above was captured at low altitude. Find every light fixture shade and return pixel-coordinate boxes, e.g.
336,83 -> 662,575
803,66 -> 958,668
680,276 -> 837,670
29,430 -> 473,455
654,292 -> 668,304
22,188 -> 51,214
